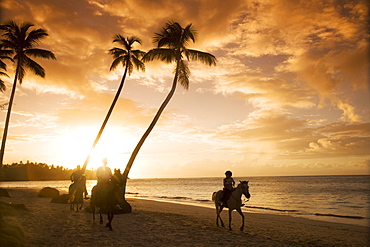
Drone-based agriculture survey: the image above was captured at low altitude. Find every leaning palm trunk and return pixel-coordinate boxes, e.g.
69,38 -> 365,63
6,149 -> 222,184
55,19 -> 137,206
121,63 -> 180,200
0,64 -> 20,171
81,66 -> 129,173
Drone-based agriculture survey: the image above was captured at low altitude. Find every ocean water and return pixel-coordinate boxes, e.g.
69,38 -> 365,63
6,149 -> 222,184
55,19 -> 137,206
1,175 -> 369,227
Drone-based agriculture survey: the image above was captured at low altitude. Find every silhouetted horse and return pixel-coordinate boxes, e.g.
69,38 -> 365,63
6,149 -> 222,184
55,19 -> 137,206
68,177 -> 85,211
90,180 -> 123,231
212,181 -> 251,231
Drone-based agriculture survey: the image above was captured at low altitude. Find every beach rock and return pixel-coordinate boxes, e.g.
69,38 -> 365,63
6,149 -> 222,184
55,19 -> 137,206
38,187 -> 59,198
51,194 -> 69,204
0,188 -> 10,197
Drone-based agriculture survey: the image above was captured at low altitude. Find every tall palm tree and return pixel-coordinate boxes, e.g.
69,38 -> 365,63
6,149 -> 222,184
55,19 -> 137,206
81,35 -> 145,172
121,21 -> 216,198
0,21 -> 56,172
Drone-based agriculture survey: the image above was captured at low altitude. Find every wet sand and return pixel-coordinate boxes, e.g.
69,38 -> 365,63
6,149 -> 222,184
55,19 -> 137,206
0,188 -> 369,246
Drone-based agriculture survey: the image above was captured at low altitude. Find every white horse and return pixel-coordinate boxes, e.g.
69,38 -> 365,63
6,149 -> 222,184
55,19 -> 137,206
212,181 -> 251,231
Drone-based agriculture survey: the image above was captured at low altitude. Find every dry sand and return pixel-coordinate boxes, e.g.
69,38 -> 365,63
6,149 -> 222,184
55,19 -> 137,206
0,188 -> 369,246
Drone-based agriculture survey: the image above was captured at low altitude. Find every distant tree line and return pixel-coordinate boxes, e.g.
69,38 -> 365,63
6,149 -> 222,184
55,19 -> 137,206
0,161 -> 95,181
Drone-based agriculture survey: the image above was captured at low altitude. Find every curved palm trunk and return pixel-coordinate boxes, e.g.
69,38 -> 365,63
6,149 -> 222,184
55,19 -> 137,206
121,63 -> 180,200
0,65 -> 20,172
81,65 -> 129,172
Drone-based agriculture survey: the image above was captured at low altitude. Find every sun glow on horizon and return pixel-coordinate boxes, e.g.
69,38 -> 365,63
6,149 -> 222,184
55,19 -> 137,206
56,126 -> 138,171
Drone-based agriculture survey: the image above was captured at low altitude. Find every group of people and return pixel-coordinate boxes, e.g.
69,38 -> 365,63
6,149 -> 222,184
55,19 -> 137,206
70,158 -> 125,199
71,160 -> 236,206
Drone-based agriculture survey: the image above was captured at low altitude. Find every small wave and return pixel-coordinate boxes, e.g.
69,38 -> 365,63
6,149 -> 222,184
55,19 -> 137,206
314,213 -> 365,220
245,206 -> 299,213
196,199 -> 211,202
159,196 -> 191,200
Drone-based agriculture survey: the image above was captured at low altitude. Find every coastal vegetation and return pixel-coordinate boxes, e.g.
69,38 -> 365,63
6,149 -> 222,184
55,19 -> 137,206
0,161 -> 95,181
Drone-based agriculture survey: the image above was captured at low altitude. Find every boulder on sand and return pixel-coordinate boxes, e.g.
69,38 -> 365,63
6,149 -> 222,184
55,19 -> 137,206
38,187 -> 59,198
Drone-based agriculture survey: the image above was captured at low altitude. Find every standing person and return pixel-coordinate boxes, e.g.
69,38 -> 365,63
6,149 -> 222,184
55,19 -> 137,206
221,170 -> 235,206
96,158 -> 112,184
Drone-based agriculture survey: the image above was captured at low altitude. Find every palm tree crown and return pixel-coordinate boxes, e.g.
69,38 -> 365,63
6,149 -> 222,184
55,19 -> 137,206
0,21 -> 56,83
109,35 -> 146,74
143,21 -> 216,89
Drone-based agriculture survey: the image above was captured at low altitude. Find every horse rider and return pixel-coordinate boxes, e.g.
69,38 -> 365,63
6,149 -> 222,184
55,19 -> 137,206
70,165 -> 88,198
70,165 -> 83,183
96,158 -> 112,184
96,158 -> 112,194
221,170 -> 235,207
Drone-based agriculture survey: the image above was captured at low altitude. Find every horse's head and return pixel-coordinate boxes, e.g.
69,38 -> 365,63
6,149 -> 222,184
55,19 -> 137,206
240,181 -> 251,200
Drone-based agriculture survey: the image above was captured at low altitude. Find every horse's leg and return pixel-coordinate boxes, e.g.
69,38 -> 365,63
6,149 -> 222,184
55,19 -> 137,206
106,208 -> 113,231
79,196 -> 84,211
214,203 -> 219,226
228,208 -> 233,231
217,204 -> 225,228
236,207 -> 244,231
99,209 -> 103,224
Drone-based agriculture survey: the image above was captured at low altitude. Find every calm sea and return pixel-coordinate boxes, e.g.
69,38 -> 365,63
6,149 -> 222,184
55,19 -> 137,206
1,175 -> 369,227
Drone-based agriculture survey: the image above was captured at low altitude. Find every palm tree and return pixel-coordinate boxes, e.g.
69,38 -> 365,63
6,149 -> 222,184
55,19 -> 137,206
121,21 -> 216,199
81,35 -> 145,172
0,21 -> 56,172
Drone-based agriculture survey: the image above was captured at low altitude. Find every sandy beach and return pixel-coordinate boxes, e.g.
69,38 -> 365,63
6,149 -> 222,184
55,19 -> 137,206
0,188 -> 369,247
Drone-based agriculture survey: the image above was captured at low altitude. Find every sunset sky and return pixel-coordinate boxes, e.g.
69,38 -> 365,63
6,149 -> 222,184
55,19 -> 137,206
0,0 -> 369,178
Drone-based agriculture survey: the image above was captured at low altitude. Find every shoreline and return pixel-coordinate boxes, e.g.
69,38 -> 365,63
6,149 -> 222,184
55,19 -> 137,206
1,179 -> 368,228
1,188 -> 369,246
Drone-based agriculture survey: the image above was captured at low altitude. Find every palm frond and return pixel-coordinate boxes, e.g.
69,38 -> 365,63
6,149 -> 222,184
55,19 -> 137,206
177,60 -> 190,90
0,80 -> 5,92
25,29 -> 49,48
128,36 -> 142,46
24,48 -> 56,60
142,48 -> 176,64
131,50 -> 146,59
24,56 -> 45,78
16,64 -> 25,84
131,56 -> 145,72
113,34 -> 129,49
185,49 -> 216,66
182,24 -> 196,46
110,56 -> 125,71
0,40 -> 17,50
0,60 -> 6,71
109,47 -> 128,59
